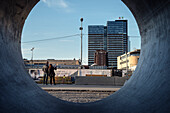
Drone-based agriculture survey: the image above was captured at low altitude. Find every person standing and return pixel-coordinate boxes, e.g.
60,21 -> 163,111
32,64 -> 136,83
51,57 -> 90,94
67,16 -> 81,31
42,61 -> 49,85
48,64 -> 56,85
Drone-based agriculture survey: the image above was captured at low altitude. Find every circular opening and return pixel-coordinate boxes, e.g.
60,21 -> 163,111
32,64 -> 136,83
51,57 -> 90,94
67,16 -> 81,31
21,0 -> 141,103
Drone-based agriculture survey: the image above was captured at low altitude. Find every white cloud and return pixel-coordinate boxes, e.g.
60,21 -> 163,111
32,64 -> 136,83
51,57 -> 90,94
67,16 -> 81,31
41,0 -> 72,12
58,0 -> 68,8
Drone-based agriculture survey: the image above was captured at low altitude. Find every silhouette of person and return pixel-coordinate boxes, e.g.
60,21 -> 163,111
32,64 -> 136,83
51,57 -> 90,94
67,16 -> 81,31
48,64 -> 56,85
42,61 -> 49,85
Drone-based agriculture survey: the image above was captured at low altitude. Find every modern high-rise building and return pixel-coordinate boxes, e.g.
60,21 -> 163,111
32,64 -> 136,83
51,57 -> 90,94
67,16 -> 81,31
88,25 -> 105,66
88,20 -> 128,68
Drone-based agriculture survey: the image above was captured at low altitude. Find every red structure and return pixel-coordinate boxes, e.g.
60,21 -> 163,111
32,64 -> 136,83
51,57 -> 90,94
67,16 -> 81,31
94,50 -> 108,66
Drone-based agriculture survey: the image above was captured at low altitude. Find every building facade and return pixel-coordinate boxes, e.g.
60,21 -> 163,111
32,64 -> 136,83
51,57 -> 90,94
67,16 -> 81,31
94,50 -> 108,66
117,49 -> 140,71
88,20 -> 128,68
24,59 -> 80,69
88,25 -> 105,66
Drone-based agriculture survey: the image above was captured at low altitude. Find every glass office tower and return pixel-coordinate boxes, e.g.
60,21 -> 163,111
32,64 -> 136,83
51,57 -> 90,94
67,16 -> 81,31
88,25 -> 105,66
107,20 -> 128,68
88,20 -> 128,68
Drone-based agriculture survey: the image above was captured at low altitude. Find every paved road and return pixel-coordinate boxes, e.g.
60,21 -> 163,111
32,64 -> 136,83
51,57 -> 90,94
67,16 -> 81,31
38,84 -> 122,91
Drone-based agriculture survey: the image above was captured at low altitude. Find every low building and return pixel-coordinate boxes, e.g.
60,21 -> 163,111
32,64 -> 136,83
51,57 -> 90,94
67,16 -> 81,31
27,68 -> 112,78
57,65 -> 80,69
24,59 -> 79,69
89,66 -> 107,69
117,49 -> 140,72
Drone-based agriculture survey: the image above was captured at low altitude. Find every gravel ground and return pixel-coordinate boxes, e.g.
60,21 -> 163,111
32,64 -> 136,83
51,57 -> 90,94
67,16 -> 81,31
46,90 -> 115,103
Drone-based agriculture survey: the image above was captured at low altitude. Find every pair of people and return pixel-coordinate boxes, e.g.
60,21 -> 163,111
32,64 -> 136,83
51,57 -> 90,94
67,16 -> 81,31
42,61 -> 56,85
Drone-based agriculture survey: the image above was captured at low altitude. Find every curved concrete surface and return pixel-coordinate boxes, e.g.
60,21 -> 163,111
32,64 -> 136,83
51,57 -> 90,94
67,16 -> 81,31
0,0 -> 169,113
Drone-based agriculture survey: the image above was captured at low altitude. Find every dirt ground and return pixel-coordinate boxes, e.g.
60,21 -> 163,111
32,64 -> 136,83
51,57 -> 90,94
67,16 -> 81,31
46,90 -> 115,103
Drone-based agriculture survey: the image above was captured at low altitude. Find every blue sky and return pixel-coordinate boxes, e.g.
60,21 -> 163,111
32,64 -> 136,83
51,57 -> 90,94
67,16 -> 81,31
21,0 -> 141,65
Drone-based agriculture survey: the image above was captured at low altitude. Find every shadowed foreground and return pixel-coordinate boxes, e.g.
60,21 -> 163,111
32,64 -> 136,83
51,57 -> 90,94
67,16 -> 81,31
0,0 -> 169,113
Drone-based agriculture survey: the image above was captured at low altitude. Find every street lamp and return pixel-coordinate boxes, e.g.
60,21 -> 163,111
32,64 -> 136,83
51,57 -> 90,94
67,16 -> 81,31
78,18 -> 83,76
79,18 -> 83,65
31,47 -> 35,67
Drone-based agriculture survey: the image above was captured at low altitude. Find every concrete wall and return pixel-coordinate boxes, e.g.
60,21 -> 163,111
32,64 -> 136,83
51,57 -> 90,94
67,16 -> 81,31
75,76 -> 126,86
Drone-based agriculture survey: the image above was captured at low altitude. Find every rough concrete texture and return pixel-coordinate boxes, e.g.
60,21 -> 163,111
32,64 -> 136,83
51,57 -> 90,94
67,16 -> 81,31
75,76 -> 126,86
0,0 -> 169,113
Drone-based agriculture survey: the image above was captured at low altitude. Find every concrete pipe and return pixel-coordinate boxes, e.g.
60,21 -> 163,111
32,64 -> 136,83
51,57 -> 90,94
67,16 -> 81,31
0,0 -> 169,113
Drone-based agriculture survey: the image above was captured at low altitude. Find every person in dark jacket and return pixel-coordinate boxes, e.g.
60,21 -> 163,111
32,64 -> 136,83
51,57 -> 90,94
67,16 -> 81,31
48,64 -> 56,85
42,61 -> 49,85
